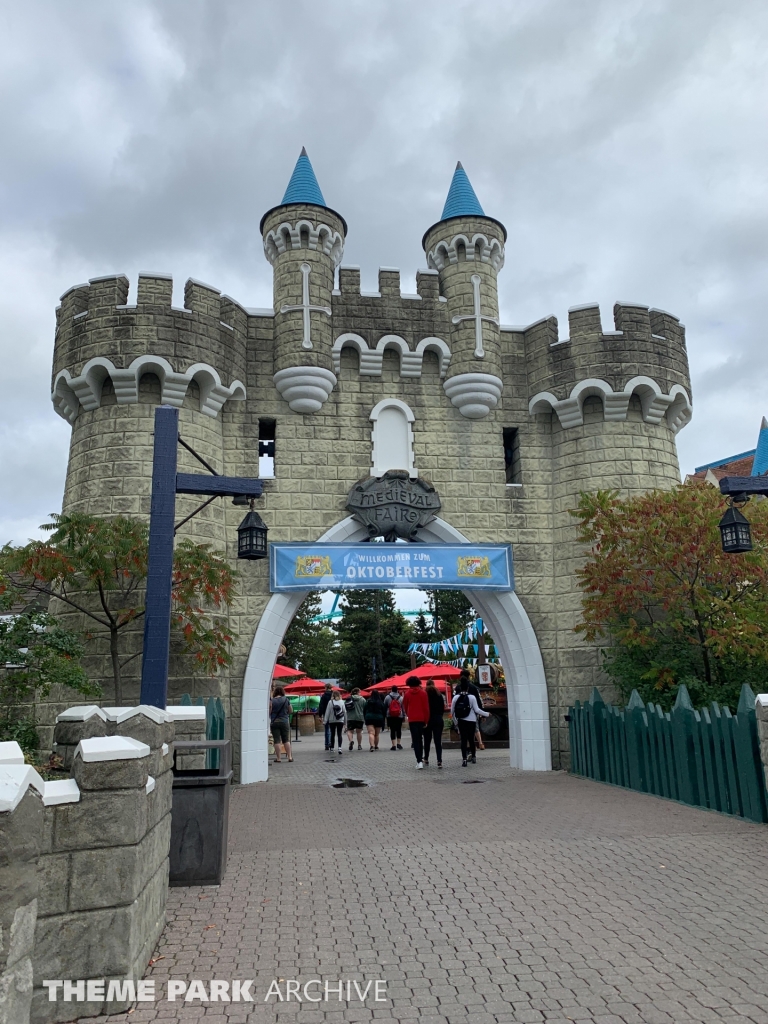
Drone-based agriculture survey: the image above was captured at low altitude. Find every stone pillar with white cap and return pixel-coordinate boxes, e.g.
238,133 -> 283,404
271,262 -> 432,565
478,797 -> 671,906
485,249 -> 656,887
31,706 -> 175,1023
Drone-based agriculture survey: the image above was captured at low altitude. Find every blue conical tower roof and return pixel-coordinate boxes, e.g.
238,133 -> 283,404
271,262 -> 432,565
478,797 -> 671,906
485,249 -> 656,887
752,416 -> 768,475
281,147 -> 326,207
440,162 -> 485,220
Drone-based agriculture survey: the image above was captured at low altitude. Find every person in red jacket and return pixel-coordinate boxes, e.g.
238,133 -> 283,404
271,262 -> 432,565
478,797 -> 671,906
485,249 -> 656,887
402,676 -> 430,769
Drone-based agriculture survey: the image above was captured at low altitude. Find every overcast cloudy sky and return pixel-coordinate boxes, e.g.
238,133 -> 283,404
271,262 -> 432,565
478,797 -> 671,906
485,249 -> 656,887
1,0 -> 767,545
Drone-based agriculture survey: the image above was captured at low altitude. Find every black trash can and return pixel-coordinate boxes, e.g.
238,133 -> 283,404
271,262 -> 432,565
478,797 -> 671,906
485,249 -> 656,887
169,740 -> 232,886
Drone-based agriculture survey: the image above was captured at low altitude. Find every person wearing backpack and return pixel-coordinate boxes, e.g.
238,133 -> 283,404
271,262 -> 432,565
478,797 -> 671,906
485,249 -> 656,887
402,676 -> 430,769
270,685 -> 294,763
363,690 -> 385,751
451,679 -> 489,766
345,688 -> 366,750
323,689 -> 348,755
458,668 -> 487,752
384,685 -> 405,750
317,682 -> 334,751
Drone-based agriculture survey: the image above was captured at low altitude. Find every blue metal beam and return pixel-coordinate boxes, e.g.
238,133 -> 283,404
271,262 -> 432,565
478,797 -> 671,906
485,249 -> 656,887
176,473 -> 262,498
720,476 -> 768,495
140,406 -> 179,708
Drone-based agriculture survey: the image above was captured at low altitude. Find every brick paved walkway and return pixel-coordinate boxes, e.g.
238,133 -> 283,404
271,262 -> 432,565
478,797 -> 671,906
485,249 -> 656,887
84,733 -> 768,1024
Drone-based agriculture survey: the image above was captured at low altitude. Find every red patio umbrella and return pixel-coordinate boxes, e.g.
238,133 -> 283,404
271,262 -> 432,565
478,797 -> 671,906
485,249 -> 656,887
375,664 -> 462,689
282,677 -> 328,694
273,664 -> 306,679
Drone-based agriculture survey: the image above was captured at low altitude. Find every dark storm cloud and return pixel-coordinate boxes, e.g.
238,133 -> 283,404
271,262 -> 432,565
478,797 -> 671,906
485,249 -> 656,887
1,0 -> 767,540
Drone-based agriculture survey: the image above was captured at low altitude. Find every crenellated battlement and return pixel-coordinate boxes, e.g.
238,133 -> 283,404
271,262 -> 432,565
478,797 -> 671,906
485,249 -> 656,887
52,274 -> 256,424
519,300 -> 691,433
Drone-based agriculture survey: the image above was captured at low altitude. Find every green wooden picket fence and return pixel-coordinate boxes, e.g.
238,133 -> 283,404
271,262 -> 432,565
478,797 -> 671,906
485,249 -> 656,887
567,683 -> 768,824
180,694 -> 225,769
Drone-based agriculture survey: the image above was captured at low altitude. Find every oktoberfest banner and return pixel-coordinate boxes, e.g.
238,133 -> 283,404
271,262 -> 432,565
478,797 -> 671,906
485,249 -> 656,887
270,544 -> 514,593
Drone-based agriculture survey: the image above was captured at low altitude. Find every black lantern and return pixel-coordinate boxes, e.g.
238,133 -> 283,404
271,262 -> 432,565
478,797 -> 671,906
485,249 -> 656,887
718,495 -> 752,554
237,503 -> 268,560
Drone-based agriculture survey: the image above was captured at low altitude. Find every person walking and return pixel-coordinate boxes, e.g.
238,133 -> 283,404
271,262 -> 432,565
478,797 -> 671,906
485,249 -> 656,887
345,688 -> 366,750
423,678 -> 446,769
363,690 -> 385,751
270,686 -> 293,763
451,679 -> 490,766
384,685 -> 405,750
458,668 -> 487,752
402,676 -> 430,769
317,682 -> 334,751
323,688 -> 347,755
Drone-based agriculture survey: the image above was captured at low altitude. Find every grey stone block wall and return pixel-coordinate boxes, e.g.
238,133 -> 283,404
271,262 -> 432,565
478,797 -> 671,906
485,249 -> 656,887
31,711 -> 175,1023
0,787 -> 43,1024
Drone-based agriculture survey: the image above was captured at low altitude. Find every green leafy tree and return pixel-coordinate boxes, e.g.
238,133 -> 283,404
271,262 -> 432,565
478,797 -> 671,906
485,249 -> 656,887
0,592 -> 99,754
572,483 -> 768,709
334,589 -> 413,689
427,590 -> 474,640
280,592 -> 338,678
412,611 -> 433,644
1,512 -> 238,705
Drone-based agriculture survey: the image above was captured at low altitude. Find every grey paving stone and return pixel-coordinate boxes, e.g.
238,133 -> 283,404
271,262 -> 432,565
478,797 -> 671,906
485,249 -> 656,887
78,735 -> 768,1023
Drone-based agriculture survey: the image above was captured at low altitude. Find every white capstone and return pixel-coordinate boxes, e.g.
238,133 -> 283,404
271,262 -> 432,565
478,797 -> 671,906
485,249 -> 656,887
0,741 -> 25,764
145,776 -> 156,794
42,779 -> 81,806
75,736 -> 150,762
55,705 -> 107,724
0,765 -> 44,813
162,743 -> 170,756
101,705 -> 171,724
165,706 -> 207,722
757,694 -> 768,707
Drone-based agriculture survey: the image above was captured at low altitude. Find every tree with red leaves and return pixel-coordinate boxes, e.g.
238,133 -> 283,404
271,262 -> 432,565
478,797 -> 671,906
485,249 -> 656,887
572,483 -> 768,709
1,512 -> 237,705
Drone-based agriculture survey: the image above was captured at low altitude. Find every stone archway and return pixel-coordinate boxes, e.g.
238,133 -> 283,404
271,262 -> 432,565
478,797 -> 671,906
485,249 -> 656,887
240,517 -> 551,783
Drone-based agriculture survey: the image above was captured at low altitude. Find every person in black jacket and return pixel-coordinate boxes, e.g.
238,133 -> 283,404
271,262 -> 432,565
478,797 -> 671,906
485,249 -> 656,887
423,679 -> 446,768
317,683 -> 333,750
459,669 -> 486,752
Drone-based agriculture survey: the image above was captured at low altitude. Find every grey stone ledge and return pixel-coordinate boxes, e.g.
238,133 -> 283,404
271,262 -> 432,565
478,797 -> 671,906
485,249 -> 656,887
186,277 -> 220,292
568,302 -> 600,312
138,271 -> 173,280
89,274 -> 128,285
59,282 -> 89,300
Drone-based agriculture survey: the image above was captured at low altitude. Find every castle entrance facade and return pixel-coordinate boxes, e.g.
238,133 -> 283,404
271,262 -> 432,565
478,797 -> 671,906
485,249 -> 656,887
50,151 -> 692,780
241,514 -> 549,783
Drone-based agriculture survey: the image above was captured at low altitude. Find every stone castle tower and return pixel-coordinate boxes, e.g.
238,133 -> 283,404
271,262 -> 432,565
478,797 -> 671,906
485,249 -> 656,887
50,150 -> 692,779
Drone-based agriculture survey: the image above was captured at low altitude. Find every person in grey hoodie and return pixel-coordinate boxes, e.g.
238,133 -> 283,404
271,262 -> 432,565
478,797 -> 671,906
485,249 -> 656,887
323,689 -> 347,755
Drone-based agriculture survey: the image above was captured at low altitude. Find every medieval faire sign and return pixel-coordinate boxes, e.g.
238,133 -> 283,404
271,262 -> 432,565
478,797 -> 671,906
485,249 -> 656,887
269,543 -> 514,592
345,473 -> 441,541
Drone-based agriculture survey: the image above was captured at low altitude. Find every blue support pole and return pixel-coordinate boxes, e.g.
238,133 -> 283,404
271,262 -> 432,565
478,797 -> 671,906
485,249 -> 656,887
140,406 -> 179,708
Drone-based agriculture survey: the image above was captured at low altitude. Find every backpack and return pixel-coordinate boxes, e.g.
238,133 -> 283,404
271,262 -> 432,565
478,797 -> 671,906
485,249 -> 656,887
454,692 -> 471,720
344,697 -> 356,713
388,697 -> 402,717
332,700 -> 345,721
